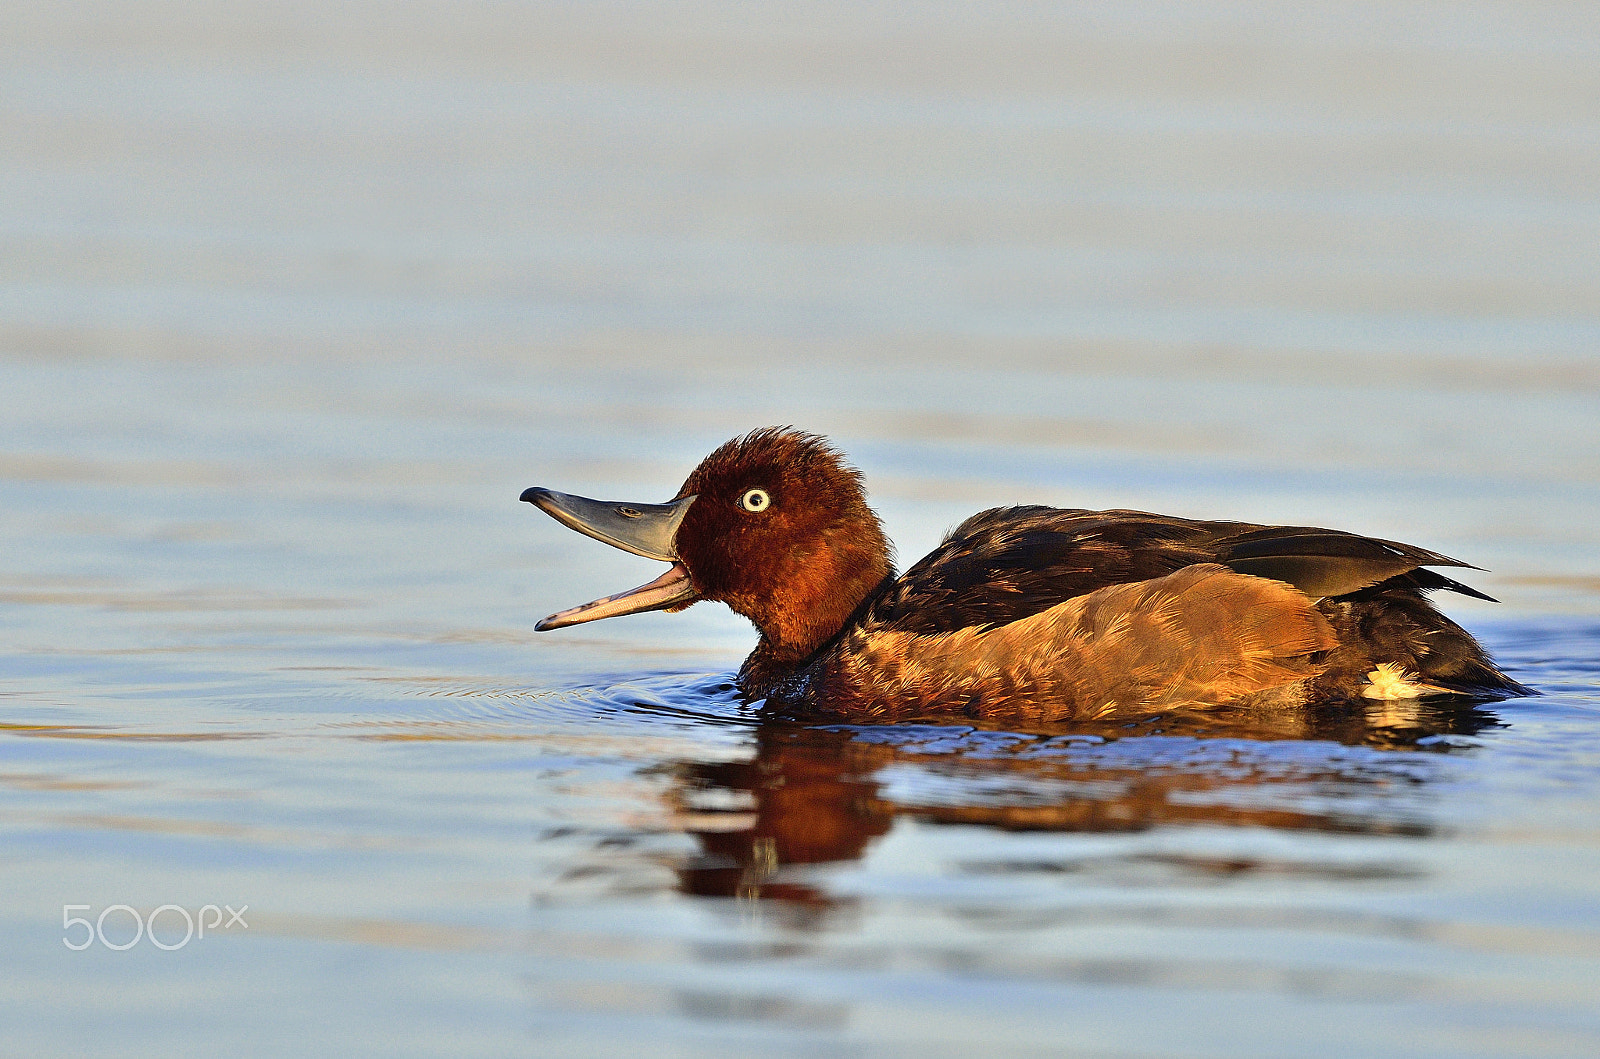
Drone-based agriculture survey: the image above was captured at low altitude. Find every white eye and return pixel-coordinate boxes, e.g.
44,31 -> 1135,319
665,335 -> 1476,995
740,488 -> 770,512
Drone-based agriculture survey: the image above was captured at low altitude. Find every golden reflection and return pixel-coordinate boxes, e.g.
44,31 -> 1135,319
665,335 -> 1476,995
0,722 -> 263,741
0,771 -> 144,791
0,587 -> 349,611
669,699 -> 1502,905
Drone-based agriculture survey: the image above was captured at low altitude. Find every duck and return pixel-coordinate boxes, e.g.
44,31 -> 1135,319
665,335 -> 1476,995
522,427 -> 1529,722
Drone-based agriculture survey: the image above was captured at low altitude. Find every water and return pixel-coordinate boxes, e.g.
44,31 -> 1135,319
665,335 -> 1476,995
3,3 -> 1599,1055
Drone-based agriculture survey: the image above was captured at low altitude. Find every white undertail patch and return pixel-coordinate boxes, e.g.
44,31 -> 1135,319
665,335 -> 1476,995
1362,661 -> 1432,700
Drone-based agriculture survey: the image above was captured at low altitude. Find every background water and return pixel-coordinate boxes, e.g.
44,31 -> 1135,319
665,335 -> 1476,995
3,3 -> 1599,1056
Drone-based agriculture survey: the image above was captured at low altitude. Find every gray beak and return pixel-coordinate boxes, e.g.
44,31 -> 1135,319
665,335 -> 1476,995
519,488 -> 696,562
521,487 -> 700,630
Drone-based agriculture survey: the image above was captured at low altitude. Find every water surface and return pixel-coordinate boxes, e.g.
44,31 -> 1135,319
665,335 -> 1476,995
3,3 -> 1599,1056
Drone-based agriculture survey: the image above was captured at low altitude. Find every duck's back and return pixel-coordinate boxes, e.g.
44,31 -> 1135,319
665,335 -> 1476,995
790,506 -> 1528,719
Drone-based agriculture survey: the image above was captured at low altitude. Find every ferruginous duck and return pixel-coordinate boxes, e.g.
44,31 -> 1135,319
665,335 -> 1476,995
522,428 -> 1529,721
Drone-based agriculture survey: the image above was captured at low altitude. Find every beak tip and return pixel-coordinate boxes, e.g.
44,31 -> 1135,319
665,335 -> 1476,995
520,486 -> 546,505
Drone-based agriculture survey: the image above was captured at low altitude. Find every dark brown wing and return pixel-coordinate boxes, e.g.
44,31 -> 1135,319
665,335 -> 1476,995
1211,526 -> 1493,601
866,507 -> 1210,634
866,506 -> 1491,636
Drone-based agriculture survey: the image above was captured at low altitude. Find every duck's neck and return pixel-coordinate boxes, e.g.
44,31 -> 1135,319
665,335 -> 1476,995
736,530 -> 893,699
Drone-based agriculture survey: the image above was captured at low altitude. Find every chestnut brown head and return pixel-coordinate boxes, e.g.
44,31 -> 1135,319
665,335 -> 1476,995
523,428 -> 894,661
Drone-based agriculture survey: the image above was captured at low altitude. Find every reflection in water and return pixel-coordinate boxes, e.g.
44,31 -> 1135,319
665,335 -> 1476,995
674,727 -> 894,907
671,697 -> 1503,906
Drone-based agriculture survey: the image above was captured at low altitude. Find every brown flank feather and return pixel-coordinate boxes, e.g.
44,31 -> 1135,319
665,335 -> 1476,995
798,565 -> 1336,722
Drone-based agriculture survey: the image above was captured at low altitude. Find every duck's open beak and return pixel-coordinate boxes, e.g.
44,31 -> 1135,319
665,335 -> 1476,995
521,487 -> 699,631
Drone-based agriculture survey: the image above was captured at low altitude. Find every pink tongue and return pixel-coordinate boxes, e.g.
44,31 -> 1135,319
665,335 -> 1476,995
536,562 -> 697,631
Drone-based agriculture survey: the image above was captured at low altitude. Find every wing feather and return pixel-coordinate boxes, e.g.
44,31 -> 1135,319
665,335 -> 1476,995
865,507 -> 1494,634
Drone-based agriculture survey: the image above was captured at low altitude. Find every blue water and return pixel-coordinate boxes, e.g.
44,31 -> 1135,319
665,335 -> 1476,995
3,3 -> 1599,1056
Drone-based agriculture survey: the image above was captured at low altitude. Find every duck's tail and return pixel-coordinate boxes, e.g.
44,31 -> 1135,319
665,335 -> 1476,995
1313,580 -> 1533,700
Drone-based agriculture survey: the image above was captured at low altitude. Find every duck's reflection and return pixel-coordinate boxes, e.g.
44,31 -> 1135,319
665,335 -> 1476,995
673,731 -> 893,905
671,697 -> 1502,904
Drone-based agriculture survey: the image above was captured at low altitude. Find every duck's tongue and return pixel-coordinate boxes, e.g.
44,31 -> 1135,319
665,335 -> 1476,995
520,486 -> 700,630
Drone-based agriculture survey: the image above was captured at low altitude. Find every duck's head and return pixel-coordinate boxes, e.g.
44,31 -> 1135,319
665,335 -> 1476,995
523,428 -> 893,661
